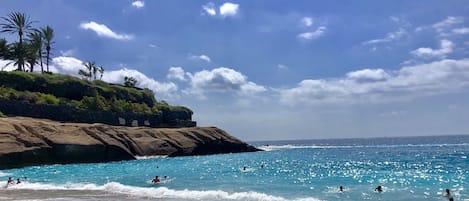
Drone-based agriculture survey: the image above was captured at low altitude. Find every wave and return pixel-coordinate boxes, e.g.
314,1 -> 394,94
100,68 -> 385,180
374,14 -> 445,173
4,182 -> 321,201
135,155 -> 167,160
0,171 -> 11,177
257,143 -> 469,151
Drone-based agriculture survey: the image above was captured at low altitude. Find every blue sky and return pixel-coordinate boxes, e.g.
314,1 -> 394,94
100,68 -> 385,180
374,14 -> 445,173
1,1 -> 469,141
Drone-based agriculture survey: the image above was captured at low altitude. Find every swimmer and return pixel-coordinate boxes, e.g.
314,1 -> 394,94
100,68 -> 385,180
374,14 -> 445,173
151,176 -> 160,184
261,164 -> 264,169
243,166 -> 247,171
6,177 -> 14,186
16,178 -> 21,184
375,185 -> 383,193
339,186 -> 344,192
444,188 -> 451,197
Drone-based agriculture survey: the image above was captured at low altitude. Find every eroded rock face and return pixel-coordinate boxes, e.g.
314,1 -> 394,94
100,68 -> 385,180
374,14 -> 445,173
0,117 -> 260,169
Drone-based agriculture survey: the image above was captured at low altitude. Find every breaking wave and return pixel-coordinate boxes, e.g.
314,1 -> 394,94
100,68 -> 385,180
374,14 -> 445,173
4,182 -> 321,201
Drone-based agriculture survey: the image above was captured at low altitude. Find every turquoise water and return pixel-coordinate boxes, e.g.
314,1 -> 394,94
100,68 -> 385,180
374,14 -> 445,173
1,135 -> 468,201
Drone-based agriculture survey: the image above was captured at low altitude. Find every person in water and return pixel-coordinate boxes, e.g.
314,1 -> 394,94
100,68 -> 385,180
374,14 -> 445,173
444,188 -> 451,196
375,185 -> 383,193
16,178 -> 21,184
6,177 -> 14,186
339,186 -> 344,192
445,188 -> 454,200
152,176 -> 160,183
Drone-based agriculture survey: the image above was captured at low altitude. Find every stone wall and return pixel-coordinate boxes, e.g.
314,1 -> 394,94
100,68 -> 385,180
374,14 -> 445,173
0,100 -> 196,128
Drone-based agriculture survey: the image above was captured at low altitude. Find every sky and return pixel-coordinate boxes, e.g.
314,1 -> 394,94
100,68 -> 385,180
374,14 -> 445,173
1,1 -> 469,141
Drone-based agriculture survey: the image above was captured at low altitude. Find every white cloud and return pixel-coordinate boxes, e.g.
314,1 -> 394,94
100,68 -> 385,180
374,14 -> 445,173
452,27 -> 469,35
0,59 -> 15,71
297,26 -> 326,40
363,28 -> 406,44
59,49 -> 76,57
301,17 -> 313,27
410,39 -> 453,58
167,67 -> 186,81
189,54 -> 211,62
346,69 -> 390,81
278,59 -> 469,106
202,2 -> 217,16
277,64 -> 288,69
432,16 -> 464,34
219,2 -> 239,17
131,1 -> 145,8
185,67 -> 266,98
148,44 -> 158,48
79,21 -> 133,40
51,56 -> 85,75
103,68 -> 178,98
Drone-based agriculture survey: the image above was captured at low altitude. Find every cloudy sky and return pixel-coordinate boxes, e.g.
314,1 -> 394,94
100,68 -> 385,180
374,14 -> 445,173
1,1 -> 469,141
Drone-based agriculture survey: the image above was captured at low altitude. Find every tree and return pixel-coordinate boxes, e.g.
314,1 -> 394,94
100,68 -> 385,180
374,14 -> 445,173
92,64 -> 98,80
25,31 -> 43,72
41,26 -> 53,72
98,66 -> 104,80
124,76 -> 137,87
28,31 -> 43,72
0,12 -> 35,71
0,38 -> 8,60
80,60 -> 96,80
78,69 -> 91,79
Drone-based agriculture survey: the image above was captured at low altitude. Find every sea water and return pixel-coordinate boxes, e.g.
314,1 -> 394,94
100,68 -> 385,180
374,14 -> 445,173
0,135 -> 468,201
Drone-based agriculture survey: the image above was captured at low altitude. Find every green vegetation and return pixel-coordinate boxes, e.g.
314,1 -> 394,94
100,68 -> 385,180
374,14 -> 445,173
0,110 -> 5,118
0,71 -> 192,115
124,76 -> 137,87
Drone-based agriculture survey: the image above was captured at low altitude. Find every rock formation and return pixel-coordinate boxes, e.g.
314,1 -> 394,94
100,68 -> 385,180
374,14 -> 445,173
0,117 -> 260,169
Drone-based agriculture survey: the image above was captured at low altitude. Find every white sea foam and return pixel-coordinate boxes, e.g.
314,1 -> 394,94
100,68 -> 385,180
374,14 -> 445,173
0,171 -> 11,177
135,155 -> 167,160
257,143 -> 469,151
4,182 -> 322,201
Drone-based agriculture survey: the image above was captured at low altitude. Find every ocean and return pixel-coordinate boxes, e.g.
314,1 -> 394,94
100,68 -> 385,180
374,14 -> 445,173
1,135 -> 468,201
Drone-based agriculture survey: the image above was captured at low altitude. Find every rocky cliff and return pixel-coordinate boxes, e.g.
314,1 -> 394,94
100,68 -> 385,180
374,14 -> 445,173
0,117 -> 260,169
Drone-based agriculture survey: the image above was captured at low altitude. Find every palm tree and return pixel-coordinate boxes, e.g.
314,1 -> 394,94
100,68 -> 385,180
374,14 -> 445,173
98,66 -> 104,80
4,42 -> 23,70
83,60 -> 96,80
0,38 -> 8,60
25,31 -> 43,72
92,64 -> 98,80
1,12 -> 35,71
28,31 -> 43,72
78,69 -> 91,79
24,40 -> 40,72
41,26 -> 54,72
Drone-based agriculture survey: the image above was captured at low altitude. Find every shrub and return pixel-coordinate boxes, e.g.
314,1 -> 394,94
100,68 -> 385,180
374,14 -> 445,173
78,94 -> 110,111
36,94 -> 60,105
0,111 -> 5,118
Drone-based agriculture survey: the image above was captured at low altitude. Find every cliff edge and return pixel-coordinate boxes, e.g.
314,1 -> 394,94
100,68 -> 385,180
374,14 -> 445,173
0,117 -> 260,169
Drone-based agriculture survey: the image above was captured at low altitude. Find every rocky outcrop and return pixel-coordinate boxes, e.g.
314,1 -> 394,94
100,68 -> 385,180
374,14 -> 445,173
0,117 -> 260,169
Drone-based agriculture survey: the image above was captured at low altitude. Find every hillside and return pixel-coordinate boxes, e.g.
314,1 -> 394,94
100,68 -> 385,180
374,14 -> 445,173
0,71 -> 194,127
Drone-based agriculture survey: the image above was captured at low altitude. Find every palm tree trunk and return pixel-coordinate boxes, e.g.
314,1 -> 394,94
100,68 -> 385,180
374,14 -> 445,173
46,46 -> 50,72
39,50 -> 43,73
18,31 -> 23,71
